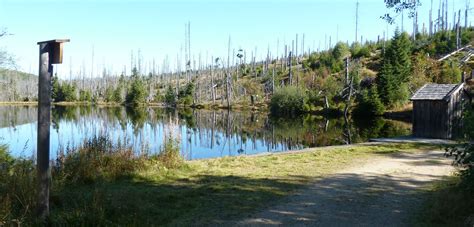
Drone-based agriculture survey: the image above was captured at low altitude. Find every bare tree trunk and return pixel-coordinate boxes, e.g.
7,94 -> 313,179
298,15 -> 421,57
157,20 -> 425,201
457,9 -> 461,49
272,67 -> 275,94
211,57 -> 215,104
226,72 -> 231,108
288,51 -> 293,85
344,58 -> 353,119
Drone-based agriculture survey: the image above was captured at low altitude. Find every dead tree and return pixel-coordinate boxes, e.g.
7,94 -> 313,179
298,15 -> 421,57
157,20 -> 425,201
429,0 -> 433,36
288,51 -> 293,85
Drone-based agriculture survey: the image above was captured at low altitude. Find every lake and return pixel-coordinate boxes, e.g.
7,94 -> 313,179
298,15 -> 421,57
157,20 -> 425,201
0,105 -> 412,160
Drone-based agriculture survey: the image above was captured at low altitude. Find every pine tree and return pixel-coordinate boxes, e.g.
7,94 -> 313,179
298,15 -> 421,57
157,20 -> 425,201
125,76 -> 148,106
377,30 -> 412,107
165,85 -> 176,106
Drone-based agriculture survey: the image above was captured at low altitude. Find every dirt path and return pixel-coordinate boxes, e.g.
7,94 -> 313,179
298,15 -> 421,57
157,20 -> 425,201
238,150 -> 455,226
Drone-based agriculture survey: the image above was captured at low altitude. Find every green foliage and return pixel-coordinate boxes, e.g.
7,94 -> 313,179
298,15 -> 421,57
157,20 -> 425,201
313,75 -> 344,108
104,87 -> 114,103
0,145 -> 36,225
178,82 -> 195,105
437,61 -> 461,84
156,134 -> 182,169
270,86 -> 307,116
410,52 -> 433,90
113,86 -> 123,103
332,42 -> 350,61
79,90 -> 92,102
126,106 -> 147,134
376,30 -> 412,108
353,86 -> 385,116
125,76 -> 148,106
428,31 -> 456,56
446,107 -> 474,180
302,53 -> 319,70
165,85 -> 176,106
0,144 -> 12,164
351,42 -> 371,59
439,106 -> 474,225
319,51 -> 343,73
104,85 -> 123,103
55,135 -> 141,185
52,77 -> 77,102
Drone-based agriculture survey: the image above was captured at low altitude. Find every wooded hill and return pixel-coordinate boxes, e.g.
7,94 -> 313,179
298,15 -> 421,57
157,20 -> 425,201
0,69 -> 37,102
2,28 -> 474,117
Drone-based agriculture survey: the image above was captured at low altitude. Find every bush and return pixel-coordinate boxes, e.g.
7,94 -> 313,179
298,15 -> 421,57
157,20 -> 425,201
436,61 -> 461,84
155,118 -> 182,168
270,86 -> 307,116
0,145 -> 36,225
446,107 -> 474,187
55,136 -> 141,184
439,107 -> 474,225
332,42 -> 350,61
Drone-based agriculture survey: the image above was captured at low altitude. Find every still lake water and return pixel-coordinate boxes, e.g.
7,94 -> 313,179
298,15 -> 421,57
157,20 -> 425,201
0,105 -> 412,160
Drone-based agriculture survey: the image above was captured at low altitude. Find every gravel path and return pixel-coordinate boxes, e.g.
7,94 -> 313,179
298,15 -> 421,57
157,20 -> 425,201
238,150 -> 455,226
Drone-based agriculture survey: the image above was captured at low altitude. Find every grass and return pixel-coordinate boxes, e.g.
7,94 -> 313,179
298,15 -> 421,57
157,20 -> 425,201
416,142 -> 474,227
417,175 -> 474,226
1,142 -> 437,226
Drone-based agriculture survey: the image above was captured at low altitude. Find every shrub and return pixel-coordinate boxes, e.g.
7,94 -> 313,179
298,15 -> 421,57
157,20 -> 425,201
440,106 -> 474,225
270,86 -> 307,116
446,107 -> 474,187
55,136 -> 141,184
155,118 -> 182,168
436,61 -> 461,84
0,145 -> 36,225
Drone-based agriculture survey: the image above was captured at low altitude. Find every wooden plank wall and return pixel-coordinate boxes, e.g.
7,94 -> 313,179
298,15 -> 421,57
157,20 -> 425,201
413,88 -> 464,139
413,100 -> 449,139
447,88 -> 464,138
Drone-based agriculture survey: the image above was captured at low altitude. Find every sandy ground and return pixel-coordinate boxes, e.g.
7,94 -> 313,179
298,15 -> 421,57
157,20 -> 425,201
238,150 -> 455,226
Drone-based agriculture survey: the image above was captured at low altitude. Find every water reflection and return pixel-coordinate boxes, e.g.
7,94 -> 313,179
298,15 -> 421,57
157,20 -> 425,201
0,105 -> 411,160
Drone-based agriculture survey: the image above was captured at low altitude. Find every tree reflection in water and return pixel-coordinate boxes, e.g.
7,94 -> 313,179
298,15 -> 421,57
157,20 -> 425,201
0,106 -> 411,160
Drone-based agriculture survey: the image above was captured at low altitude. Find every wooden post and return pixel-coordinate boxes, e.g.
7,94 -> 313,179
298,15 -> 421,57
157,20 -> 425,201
36,39 -> 69,219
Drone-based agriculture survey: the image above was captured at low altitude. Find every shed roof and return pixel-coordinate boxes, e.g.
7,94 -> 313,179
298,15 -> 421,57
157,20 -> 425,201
410,83 -> 463,101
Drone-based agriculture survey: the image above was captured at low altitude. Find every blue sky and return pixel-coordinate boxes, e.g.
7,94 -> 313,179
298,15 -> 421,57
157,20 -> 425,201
0,0 -> 471,79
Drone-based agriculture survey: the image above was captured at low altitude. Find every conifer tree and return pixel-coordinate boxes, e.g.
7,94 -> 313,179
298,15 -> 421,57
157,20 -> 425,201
377,30 -> 412,107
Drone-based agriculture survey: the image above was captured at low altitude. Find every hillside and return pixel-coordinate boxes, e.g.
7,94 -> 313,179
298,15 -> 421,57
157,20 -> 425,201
3,28 -> 474,114
0,69 -> 37,102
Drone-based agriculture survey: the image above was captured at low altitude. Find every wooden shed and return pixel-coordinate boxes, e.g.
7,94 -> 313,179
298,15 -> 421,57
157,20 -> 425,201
410,83 -> 465,139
